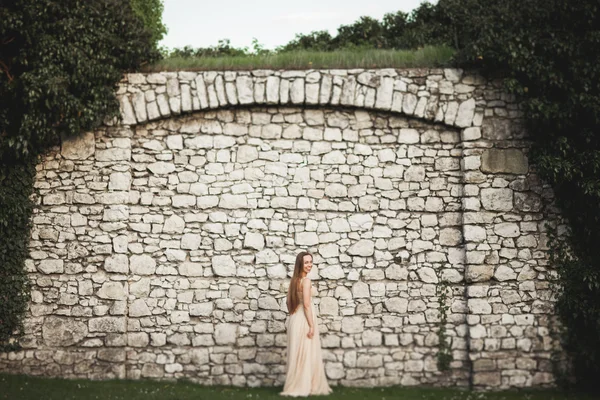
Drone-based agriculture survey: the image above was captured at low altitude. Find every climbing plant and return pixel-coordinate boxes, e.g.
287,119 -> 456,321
0,0 -> 158,350
435,275 -> 453,371
434,0 -> 600,389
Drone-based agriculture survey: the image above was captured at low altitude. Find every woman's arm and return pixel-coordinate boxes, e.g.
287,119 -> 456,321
302,278 -> 315,338
286,288 -> 292,313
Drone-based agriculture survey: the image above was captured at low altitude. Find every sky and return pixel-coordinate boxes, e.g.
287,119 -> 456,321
160,0 -> 430,51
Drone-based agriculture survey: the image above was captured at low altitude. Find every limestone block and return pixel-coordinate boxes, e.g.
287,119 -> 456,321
195,75 -> 209,109
244,232 -> 265,250
128,332 -> 150,347
462,127 -> 482,141
341,316 -> 364,333
417,267 -> 438,283
212,255 -> 236,276
141,364 -> 164,378
89,317 -> 127,333
215,323 -> 237,345
347,239 -> 374,256
464,225 -> 486,242
295,232 -> 319,246
130,255 -> 156,275
42,316 -> 88,346
325,183 -> 347,198
439,228 -> 462,246
319,265 -> 344,280
236,76 -> 254,104
133,92 -> 147,122
375,77 -> 394,110
473,372 -> 501,387
352,281 -> 370,298
397,128 -> 419,144
319,75 -> 332,104
190,302 -> 213,316
148,162 -> 176,175
104,254 -> 128,273
494,222 -> 520,238
466,265 -> 494,282
362,330 -> 383,346
494,265 -> 517,281
163,214 -> 185,234
455,98 -> 476,127
402,93 -> 418,115
109,172 -> 131,191
340,76 -> 357,106
237,145 -> 259,163
358,195 -> 379,212
219,194 -> 248,209
179,262 -> 203,277
129,299 -> 151,317
102,206 -> 128,222
468,299 -> 492,314
385,265 -> 408,280
38,259 -> 64,274
119,95 -> 136,125
481,188 -> 513,211
157,93 -> 171,116
290,78 -> 305,104
481,149 -> 528,174
97,282 -> 127,300
179,233 -> 201,251
95,148 -> 130,162
61,131 -> 95,160
517,265 -> 537,281
346,214 -> 372,231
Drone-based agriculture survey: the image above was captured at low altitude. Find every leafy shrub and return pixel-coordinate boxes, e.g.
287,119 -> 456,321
436,0 -> 600,389
0,0 -> 157,350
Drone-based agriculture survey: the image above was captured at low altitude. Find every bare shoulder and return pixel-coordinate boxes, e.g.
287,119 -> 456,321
301,277 -> 311,287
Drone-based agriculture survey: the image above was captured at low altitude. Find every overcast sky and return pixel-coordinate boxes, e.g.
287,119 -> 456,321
160,0 -> 431,51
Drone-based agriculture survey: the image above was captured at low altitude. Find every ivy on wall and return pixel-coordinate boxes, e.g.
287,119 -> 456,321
0,158 -> 35,351
436,0 -> 600,389
0,0 -> 158,350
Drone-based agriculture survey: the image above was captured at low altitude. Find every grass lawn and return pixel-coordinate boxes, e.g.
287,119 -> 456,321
1,374 -> 596,400
144,46 -> 454,72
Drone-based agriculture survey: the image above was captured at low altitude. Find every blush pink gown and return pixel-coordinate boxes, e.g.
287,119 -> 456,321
280,277 -> 333,397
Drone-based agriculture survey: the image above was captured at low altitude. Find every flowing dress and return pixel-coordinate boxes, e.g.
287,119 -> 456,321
280,277 -> 332,397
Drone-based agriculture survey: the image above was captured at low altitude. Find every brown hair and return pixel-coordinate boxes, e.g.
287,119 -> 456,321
288,251 -> 312,314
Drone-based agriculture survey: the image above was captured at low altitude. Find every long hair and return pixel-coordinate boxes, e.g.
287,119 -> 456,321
288,251 -> 312,314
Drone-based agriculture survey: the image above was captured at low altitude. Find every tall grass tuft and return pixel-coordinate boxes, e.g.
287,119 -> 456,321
144,45 -> 454,72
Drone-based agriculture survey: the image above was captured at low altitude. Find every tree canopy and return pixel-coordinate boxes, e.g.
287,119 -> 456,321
0,0 -> 159,157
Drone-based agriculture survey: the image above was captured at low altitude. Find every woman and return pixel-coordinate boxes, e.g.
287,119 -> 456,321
280,251 -> 332,397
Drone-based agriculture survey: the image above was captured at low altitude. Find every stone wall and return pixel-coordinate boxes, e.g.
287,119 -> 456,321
0,68 -> 559,389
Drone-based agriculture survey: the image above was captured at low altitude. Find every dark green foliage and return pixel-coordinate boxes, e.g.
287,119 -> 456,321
334,16 -> 387,49
0,0 -> 157,349
435,275 -> 453,372
169,39 -> 250,58
0,158 -> 35,351
436,0 -> 600,389
276,2 -> 445,53
130,0 -> 167,49
277,31 -> 336,52
0,0 -> 159,157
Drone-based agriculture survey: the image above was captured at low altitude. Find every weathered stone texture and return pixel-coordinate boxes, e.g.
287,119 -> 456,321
2,69 -> 559,391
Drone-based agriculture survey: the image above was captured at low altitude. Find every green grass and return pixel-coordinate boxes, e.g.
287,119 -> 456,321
144,46 -> 454,72
1,374 -> 596,400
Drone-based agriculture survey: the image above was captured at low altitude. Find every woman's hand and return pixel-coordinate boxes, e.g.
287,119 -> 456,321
307,325 -> 314,339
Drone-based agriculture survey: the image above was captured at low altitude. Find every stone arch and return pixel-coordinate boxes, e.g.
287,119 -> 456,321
116,69 -> 479,132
